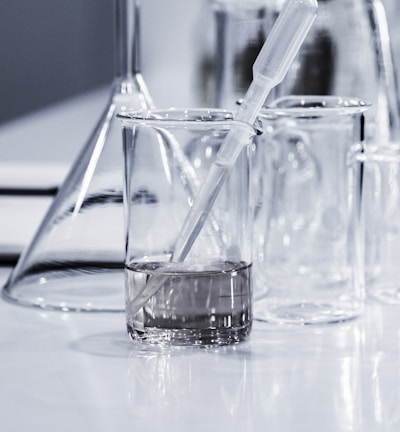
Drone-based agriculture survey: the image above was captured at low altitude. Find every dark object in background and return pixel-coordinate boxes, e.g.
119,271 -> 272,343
0,0 -> 113,124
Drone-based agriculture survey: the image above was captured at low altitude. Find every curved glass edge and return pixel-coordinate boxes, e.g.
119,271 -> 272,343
117,108 -> 234,122
261,95 -> 371,119
117,107 -> 261,135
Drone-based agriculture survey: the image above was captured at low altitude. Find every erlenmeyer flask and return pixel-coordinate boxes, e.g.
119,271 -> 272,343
273,0 -> 400,143
208,0 -> 399,142
2,0 -> 153,312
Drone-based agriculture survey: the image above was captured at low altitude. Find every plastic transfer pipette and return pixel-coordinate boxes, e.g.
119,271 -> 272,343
129,0 -> 318,315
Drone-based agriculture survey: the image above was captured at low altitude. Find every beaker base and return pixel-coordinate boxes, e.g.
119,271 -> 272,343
127,323 -> 252,346
254,300 -> 362,325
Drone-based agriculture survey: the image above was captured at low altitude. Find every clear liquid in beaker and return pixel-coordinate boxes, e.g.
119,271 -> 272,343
125,260 -> 252,345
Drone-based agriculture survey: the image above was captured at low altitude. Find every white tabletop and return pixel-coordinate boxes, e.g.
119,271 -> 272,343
1,265 -> 400,432
1,91 -> 400,432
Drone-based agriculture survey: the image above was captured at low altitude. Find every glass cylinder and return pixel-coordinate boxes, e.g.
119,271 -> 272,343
381,0 -> 400,106
359,144 -> 400,304
254,96 -> 368,324
119,108 -> 256,345
209,0 -> 274,109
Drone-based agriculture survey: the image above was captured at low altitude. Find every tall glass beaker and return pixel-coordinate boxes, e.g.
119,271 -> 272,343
254,96 -> 368,324
2,0 -> 153,312
383,0 -> 400,97
209,0 -> 274,110
121,108 -> 256,345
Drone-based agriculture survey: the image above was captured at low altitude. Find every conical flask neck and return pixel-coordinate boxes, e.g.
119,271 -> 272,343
114,0 -> 142,80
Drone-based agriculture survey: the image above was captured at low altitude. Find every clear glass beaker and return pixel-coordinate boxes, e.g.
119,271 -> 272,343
2,0 -> 153,312
254,96 -> 368,325
120,108 -> 256,345
358,144 -> 400,304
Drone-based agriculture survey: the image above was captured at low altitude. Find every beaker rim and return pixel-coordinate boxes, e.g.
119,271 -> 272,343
118,107 -> 262,133
118,108 -> 234,123
260,95 -> 370,118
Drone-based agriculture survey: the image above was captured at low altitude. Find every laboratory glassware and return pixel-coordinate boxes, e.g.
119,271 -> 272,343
121,108 -> 256,345
274,0 -> 400,144
210,0 -> 274,109
2,0 -> 153,312
254,96 -> 368,324
125,0 -> 318,316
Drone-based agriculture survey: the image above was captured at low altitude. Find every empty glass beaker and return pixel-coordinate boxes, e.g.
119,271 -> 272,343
120,108 -> 256,345
358,144 -> 400,304
209,0 -> 274,109
253,96 -> 368,324
2,0 -> 153,312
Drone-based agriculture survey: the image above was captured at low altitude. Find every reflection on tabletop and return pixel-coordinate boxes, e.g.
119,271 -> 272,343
1,280 -> 400,432
0,162 -> 67,264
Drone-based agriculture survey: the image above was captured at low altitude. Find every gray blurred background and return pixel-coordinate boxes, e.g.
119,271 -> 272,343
1,0 -> 399,126
0,0 -> 114,124
0,0 -> 211,125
